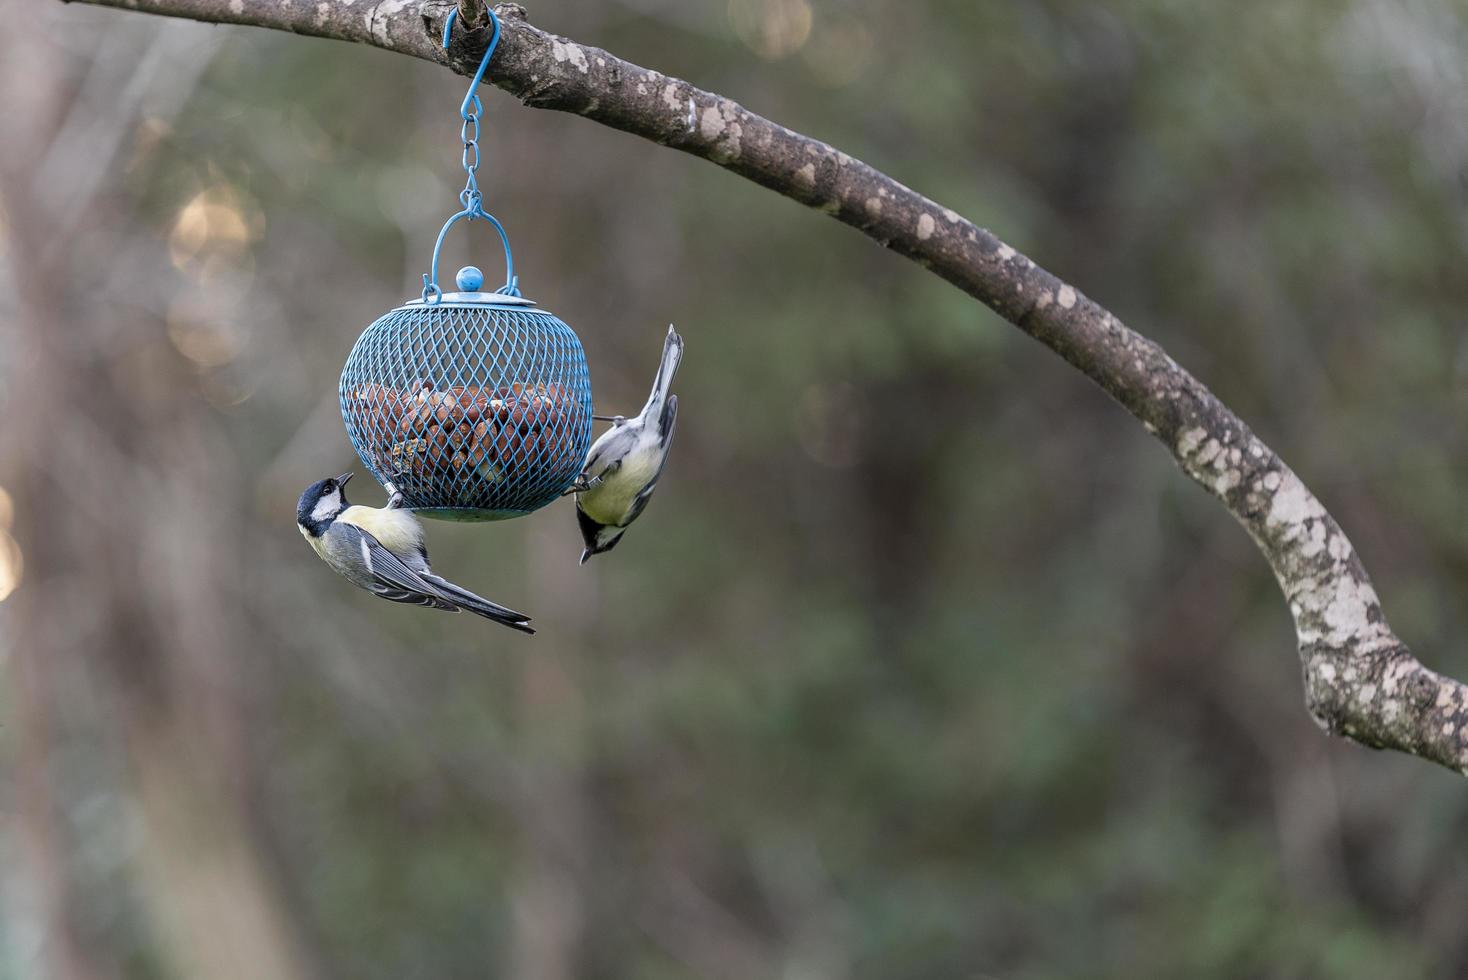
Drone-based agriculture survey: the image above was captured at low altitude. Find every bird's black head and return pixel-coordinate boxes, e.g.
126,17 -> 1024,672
297,472 -> 354,537
575,502 -> 626,564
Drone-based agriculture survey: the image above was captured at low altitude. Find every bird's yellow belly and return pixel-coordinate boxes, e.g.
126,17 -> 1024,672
337,505 -> 422,552
581,456 -> 656,524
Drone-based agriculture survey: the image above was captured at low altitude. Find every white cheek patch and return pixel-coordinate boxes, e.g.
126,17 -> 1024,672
310,489 -> 341,523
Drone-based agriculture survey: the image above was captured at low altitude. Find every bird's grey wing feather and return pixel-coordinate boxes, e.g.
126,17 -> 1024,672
324,524 -> 533,633
580,425 -> 641,480
622,471 -> 666,526
621,397 -> 679,525
657,393 -> 679,441
339,524 -> 460,612
621,483 -> 657,526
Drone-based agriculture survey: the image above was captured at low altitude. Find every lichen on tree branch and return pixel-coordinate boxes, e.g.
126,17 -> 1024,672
61,0 -> 1468,776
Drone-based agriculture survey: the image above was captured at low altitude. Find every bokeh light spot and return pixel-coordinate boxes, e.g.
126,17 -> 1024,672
0,487 -> 21,602
729,0 -> 813,60
168,184 -> 263,271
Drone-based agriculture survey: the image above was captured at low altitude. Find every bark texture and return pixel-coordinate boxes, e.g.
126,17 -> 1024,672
62,0 -> 1468,776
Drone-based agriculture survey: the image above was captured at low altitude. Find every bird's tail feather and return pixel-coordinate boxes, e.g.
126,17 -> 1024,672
422,573 -> 536,634
640,325 -> 683,421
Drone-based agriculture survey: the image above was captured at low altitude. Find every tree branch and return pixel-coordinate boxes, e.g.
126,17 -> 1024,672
63,0 -> 1468,775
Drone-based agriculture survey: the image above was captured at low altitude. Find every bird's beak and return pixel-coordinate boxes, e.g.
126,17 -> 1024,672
336,472 -> 354,486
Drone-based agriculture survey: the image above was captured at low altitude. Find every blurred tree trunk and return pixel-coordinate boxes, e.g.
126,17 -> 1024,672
0,13 -> 321,979
504,521 -> 594,980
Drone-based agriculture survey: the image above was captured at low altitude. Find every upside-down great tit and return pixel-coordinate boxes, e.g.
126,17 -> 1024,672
297,472 -> 534,633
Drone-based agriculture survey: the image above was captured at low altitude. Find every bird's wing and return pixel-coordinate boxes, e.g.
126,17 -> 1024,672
621,482 -> 657,526
622,474 -> 660,526
580,423 -> 640,481
657,392 -> 679,441
338,523 -> 460,612
622,396 -> 679,525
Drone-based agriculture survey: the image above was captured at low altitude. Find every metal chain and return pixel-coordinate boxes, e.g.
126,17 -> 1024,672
460,97 -> 483,215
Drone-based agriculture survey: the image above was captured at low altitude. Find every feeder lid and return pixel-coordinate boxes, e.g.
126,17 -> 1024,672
404,291 -> 540,308
404,266 -> 545,309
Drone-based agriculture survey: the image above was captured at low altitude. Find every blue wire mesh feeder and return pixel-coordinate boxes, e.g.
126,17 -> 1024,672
339,8 -> 592,521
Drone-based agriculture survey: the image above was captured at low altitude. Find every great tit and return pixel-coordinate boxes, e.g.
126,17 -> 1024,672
297,472 -> 534,634
574,325 -> 683,563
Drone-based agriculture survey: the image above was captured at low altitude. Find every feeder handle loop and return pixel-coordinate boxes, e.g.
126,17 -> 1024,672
424,206 -> 518,302
443,5 -> 502,122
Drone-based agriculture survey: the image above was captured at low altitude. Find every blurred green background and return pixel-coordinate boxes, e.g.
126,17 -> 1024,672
2,0 -> 1467,977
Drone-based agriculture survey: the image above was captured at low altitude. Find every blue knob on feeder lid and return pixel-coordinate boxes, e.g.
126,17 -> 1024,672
456,265 -> 484,292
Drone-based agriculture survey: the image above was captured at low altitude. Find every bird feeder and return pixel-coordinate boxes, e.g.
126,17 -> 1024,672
338,7 -> 593,521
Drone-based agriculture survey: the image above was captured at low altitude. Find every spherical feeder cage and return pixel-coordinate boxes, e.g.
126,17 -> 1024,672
338,7 -> 593,521
340,267 -> 593,521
